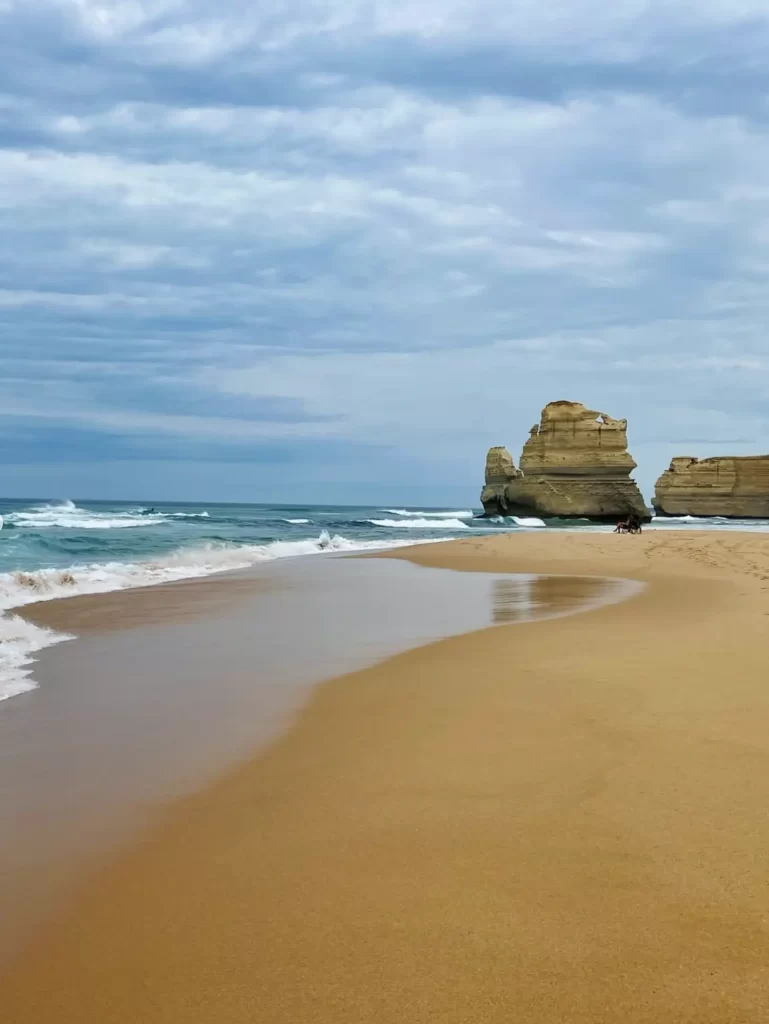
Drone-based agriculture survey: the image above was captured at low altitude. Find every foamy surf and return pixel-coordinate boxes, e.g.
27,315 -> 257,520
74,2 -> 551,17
379,509 -> 475,519
6,501 -> 168,530
649,515 -> 769,530
653,515 -> 726,523
489,515 -> 546,528
0,615 -> 74,703
368,518 -> 471,530
0,531 -> 426,703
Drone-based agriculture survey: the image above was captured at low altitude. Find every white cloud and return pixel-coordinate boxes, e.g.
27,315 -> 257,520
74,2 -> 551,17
78,240 -> 209,269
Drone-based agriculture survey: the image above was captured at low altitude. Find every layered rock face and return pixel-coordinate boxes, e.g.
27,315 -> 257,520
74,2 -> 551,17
481,401 -> 649,520
653,457 -> 769,518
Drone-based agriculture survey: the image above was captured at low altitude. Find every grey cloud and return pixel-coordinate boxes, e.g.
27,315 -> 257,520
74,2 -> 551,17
2,0 -> 769,500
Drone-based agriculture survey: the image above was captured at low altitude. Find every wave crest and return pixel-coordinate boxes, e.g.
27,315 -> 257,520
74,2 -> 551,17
368,518 -> 470,530
7,501 -> 167,530
379,509 -> 474,519
6,501 -> 215,531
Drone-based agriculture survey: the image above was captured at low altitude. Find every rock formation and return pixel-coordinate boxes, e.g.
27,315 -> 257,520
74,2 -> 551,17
481,400 -> 649,520
653,456 -> 769,518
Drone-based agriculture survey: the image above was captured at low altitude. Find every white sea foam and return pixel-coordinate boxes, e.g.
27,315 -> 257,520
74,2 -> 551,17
0,533 -> 413,615
6,501 -> 167,530
650,515 -> 768,528
512,516 -> 547,527
368,518 -> 471,530
0,615 -> 73,702
379,509 -> 474,518
653,515 -> 727,523
0,531 -> 426,703
284,518 -> 310,524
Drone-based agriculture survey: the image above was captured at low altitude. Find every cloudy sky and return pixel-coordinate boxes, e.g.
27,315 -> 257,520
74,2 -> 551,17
2,0 -> 769,504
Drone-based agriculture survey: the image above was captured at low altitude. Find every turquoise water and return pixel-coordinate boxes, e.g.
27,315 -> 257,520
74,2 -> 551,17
0,498 -> 501,581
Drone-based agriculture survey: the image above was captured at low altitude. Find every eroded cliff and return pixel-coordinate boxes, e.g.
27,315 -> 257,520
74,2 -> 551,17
653,456 -> 769,518
481,401 -> 648,520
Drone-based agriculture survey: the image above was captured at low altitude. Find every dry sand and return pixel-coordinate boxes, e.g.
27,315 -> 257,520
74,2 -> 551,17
5,530 -> 769,1023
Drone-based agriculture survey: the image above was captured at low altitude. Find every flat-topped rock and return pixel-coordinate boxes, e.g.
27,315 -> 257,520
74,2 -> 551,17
481,401 -> 648,521
653,456 -> 769,518
519,401 -> 639,476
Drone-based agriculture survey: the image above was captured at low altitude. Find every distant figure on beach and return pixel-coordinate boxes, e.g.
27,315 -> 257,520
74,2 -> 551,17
615,514 -> 642,534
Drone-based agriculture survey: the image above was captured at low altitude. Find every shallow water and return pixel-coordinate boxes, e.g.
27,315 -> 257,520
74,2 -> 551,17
0,554 -> 641,961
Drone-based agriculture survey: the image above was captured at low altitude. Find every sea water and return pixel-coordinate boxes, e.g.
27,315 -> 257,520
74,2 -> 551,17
0,497 -> 767,702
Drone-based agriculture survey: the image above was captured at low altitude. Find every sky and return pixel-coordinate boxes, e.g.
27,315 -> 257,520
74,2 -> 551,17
2,0 -> 769,505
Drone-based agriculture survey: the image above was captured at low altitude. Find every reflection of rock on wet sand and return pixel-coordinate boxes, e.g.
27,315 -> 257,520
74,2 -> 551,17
491,577 -> 533,625
491,575 -> 625,625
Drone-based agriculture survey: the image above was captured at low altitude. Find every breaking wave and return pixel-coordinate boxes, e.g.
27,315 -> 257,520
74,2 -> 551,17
653,515 -> 728,523
488,515 -> 546,528
284,518 -> 310,524
368,518 -> 471,530
6,500 -> 167,530
379,509 -> 474,518
4,501 -> 215,531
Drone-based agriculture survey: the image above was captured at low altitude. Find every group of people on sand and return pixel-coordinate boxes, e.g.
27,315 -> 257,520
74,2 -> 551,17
614,513 -> 643,534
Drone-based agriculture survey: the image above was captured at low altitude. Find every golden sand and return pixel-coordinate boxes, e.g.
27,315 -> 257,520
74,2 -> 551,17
6,531 -> 769,1023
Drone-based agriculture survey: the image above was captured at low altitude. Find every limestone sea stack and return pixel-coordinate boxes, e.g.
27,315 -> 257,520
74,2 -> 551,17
481,400 -> 649,521
653,456 -> 769,518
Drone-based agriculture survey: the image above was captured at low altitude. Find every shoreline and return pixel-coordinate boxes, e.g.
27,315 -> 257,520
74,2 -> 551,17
6,531 -> 769,1021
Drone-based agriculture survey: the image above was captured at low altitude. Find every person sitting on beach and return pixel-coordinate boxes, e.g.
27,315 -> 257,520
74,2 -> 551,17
615,514 -> 642,535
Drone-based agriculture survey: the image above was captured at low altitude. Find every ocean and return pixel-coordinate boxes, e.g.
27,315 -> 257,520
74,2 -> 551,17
1,496 -> 768,703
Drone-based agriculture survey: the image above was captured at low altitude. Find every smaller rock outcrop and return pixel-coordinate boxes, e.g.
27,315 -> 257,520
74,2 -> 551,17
653,456 -> 769,518
481,401 -> 649,520
480,447 -> 521,514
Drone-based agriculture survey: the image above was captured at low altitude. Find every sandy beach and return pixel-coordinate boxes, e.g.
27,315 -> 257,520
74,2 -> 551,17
5,530 -> 769,1022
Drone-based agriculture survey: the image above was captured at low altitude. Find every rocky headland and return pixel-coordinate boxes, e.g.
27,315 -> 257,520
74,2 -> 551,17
653,456 -> 769,518
481,401 -> 649,521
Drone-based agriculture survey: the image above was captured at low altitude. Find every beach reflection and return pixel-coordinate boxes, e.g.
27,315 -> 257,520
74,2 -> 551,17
491,575 -> 623,625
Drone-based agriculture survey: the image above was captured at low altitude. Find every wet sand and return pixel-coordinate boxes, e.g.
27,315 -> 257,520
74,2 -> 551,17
1,555 -> 630,961
5,531 -> 769,1022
